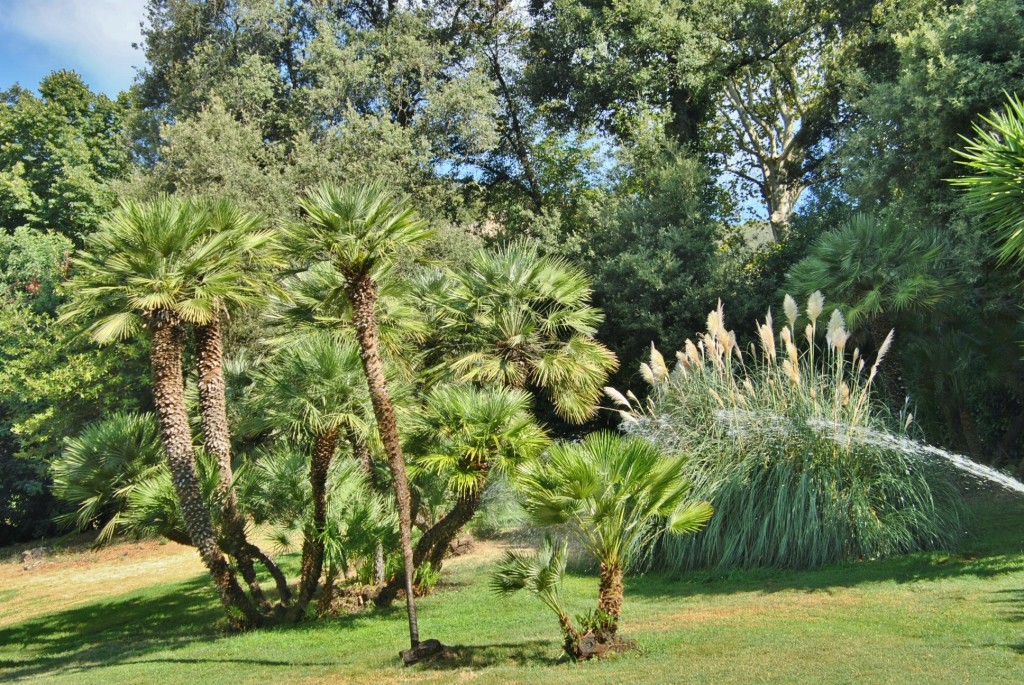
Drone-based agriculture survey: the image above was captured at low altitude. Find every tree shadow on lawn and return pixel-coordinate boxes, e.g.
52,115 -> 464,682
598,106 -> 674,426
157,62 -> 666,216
425,640 -> 563,670
0,576 -> 223,682
0,574 -> 447,682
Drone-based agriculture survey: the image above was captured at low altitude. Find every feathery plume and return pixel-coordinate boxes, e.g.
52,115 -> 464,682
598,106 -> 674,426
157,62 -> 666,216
604,386 -> 632,409
783,295 -> 798,330
640,362 -> 655,384
807,291 -> 825,324
649,343 -> 668,380
868,329 -> 895,383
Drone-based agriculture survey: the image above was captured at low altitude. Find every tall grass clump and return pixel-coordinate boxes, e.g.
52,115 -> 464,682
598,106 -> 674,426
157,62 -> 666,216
608,293 -> 965,571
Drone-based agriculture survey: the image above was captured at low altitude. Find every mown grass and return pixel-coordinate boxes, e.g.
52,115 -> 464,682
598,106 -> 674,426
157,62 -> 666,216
2,493 -> 1023,684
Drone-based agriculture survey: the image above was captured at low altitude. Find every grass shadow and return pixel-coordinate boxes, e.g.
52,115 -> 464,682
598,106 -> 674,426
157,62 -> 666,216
0,575 -> 221,682
426,640 -> 563,670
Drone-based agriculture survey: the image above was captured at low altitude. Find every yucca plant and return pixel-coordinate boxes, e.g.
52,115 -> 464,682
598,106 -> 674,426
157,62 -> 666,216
498,431 -> 712,658
609,294 -> 965,571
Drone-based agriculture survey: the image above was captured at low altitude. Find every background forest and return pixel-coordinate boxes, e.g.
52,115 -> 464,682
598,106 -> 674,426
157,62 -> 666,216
2,0 -> 1023,560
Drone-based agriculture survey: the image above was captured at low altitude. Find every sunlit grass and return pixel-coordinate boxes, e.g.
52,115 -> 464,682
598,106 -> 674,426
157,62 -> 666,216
1,494 -> 1022,684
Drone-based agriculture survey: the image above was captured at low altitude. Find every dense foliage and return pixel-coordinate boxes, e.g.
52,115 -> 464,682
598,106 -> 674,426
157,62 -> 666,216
2,0 -> 1022,663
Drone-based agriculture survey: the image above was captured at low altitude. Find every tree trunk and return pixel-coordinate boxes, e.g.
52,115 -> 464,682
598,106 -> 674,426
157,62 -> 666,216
195,317 -> 279,605
150,313 -> 260,629
597,561 -> 623,630
347,273 -> 421,649
292,429 -> 338,620
377,487 -> 482,605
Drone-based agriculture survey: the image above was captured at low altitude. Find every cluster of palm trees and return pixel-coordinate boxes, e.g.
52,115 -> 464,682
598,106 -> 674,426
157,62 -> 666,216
58,182 -> 624,657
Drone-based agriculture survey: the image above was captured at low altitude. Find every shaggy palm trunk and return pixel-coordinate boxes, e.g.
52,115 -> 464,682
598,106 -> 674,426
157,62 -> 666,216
195,317 -> 277,606
348,273 -> 420,648
150,313 -> 260,628
292,429 -> 338,619
597,562 -> 624,632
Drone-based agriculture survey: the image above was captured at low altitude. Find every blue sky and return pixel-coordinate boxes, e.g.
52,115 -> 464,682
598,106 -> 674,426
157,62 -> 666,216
0,0 -> 147,96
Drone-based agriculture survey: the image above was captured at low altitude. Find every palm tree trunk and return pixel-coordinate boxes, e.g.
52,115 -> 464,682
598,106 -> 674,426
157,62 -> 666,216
195,317 -> 279,606
151,313 -> 261,629
377,487 -> 482,605
348,273 -> 421,649
597,561 -> 623,631
292,429 -> 339,619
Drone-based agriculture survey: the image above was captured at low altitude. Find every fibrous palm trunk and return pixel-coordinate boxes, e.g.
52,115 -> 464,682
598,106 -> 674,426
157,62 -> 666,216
292,429 -> 339,619
150,313 -> 260,629
347,274 -> 421,649
597,561 -> 623,633
195,317 -> 288,606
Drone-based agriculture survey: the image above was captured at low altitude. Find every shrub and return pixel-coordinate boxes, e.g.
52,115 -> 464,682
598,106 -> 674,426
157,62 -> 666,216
610,294 -> 965,570
52,412 -> 164,542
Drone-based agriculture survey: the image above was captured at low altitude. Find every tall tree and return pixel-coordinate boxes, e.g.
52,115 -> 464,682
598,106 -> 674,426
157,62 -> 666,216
189,199 -> 286,606
60,196 -> 263,628
1,71 -> 131,243
288,182 -> 438,660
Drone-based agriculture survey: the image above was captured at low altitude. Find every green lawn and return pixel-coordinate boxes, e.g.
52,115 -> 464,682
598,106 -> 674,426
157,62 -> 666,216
2,494 -> 1023,684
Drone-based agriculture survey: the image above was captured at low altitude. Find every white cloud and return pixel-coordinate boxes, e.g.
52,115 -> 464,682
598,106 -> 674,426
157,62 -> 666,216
2,0 -> 147,92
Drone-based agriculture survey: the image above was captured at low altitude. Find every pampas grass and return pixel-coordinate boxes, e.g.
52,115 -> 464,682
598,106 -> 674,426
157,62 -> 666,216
608,293 -> 964,571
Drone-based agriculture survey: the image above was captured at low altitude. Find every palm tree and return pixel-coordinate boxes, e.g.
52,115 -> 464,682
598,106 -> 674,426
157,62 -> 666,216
248,332 -> 372,618
491,535 -> 579,654
513,432 -> 712,645
288,182 -> 435,658
785,213 -> 955,402
420,243 -> 618,423
376,384 -> 549,604
785,213 -> 954,332
52,412 -> 164,543
952,93 -> 1024,268
190,198 -> 284,606
61,196 -> 262,627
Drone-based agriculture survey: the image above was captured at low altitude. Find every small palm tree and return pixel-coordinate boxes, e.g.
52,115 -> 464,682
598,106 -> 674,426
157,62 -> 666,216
421,242 -> 618,424
248,332 -> 372,617
952,92 -> 1024,268
510,431 -> 712,651
491,535 -> 579,653
785,213 -> 954,332
376,385 -> 549,603
288,182 -> 434,656
60,195 -> 262,627
52,412 -> 164,543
